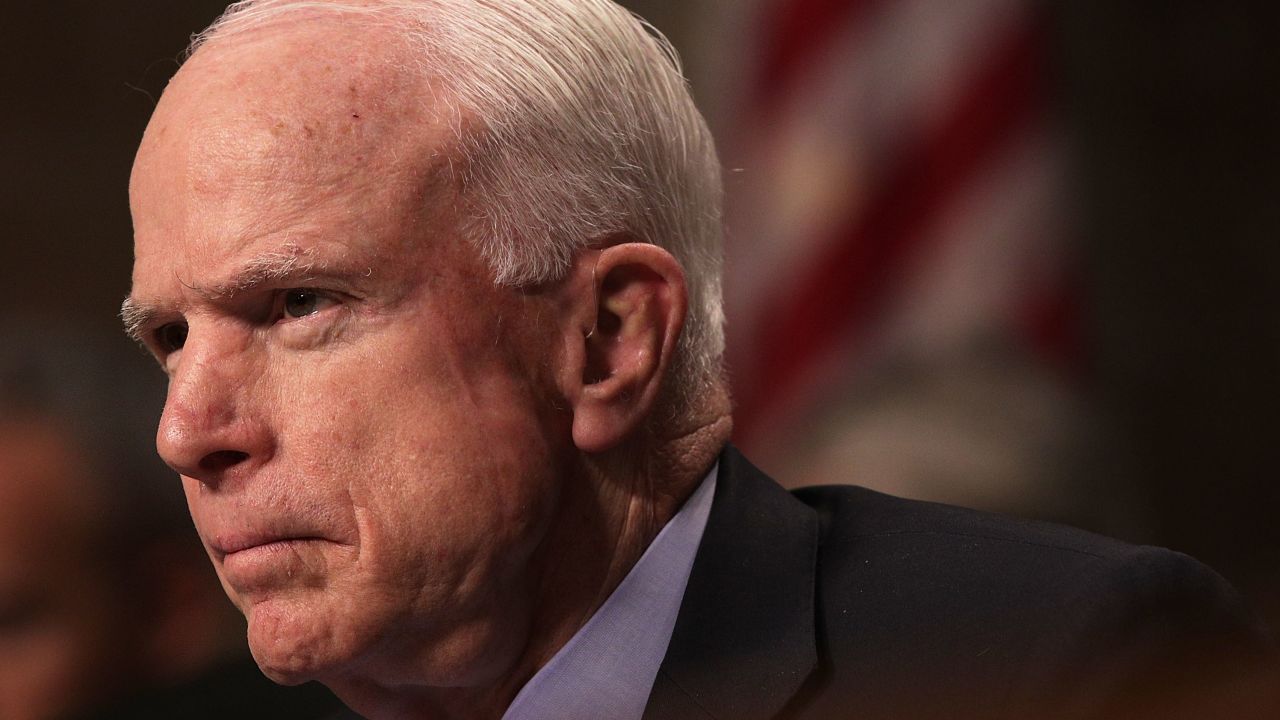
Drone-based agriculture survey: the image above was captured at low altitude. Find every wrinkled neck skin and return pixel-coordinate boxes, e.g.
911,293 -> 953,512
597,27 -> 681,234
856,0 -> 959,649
331,388 -> 732,719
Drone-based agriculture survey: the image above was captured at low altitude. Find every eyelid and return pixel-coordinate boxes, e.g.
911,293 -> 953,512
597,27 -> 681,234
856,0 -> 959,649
274,287 -> 344,320
145,317 -> 189,356
136,320 -> 186,374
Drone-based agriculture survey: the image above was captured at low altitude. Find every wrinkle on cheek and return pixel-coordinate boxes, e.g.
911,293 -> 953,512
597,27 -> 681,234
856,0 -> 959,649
349,500 -> 373,567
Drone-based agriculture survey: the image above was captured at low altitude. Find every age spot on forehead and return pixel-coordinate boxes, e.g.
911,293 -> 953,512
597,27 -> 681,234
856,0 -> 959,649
131,14 -> 467,295
162,37 -> 430,182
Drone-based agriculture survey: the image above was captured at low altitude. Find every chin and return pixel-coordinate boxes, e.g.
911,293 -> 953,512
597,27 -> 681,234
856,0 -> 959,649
243,594 -> 377,686
239,576 -> 534,693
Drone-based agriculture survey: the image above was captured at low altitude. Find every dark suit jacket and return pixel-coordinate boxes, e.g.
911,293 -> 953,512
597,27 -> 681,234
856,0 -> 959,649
327,446 -> 1274,719
642,446 -> 1275,720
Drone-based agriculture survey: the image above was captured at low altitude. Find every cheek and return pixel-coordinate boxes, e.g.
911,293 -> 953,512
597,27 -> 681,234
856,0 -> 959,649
260,295 -> 568,590
306,355 -> 560,582
348,394 -> 560,584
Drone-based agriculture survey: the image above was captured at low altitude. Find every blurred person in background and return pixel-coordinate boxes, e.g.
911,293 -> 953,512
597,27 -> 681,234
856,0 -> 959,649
0,322 -> 338,720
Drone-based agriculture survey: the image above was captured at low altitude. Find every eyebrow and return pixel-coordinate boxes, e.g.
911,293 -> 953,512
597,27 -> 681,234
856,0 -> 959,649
120,245 -> 328,344
119,297 -> 156,345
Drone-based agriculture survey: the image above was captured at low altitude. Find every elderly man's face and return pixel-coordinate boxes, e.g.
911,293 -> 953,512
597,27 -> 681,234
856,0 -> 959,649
128,29 -> 573,688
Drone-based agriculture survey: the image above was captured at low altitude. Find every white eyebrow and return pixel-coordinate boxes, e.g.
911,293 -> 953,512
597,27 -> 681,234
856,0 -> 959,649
208,245 -> 320,298
120,296 -> 156,345
120,244 -> 321,344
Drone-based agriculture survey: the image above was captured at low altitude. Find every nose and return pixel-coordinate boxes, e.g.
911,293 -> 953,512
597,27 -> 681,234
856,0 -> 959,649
156,330 -> 272,486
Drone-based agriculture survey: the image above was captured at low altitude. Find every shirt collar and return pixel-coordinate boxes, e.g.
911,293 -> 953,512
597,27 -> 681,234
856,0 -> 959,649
502,463 -> 719,720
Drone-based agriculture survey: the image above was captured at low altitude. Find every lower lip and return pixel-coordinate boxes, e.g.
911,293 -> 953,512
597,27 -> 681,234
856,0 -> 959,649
221,538 -> 324,585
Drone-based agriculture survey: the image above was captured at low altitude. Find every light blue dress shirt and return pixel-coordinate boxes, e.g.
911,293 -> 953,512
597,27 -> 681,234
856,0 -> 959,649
501,464 -> 719,720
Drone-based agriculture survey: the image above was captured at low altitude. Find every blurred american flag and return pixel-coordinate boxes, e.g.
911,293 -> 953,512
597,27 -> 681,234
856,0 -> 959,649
706,0 -> 1090,513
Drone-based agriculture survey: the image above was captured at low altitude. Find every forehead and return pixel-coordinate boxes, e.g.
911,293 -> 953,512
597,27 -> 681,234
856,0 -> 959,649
138,18 -> 437,182
129,18 -> 462,297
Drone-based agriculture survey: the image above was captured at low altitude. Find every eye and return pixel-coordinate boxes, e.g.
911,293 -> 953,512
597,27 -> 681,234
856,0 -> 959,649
283,289 -> 321,318
278,288 -> 340,321
155,322 -> 188,353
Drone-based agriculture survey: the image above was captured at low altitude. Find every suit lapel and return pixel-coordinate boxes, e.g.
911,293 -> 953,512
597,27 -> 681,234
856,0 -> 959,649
643,446 -> 820,720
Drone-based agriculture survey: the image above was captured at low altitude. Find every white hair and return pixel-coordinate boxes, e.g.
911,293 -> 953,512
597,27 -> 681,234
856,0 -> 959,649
190,0 -> 726,419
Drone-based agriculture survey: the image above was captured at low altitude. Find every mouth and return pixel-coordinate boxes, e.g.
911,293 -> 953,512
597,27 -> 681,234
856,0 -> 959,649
210,533 -> 329,561
210,533 -> 336,590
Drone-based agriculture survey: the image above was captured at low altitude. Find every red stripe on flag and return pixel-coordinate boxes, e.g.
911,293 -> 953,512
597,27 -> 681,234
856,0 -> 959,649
753,0 -> 880,110
1018,267 -> 1085,380
735,21 -> 1048,442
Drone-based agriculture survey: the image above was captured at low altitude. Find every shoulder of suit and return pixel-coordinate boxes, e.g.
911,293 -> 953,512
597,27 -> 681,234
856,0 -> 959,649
792,482 -> 1153,561
784,482 -> 1255,661
780,484 -> 1272,719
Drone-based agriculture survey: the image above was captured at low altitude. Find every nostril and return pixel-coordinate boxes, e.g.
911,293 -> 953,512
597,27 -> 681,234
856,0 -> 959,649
199,450 -> 250,472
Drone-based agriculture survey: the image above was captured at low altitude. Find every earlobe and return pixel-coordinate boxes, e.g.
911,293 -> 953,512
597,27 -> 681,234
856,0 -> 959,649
562,243 -> 687,454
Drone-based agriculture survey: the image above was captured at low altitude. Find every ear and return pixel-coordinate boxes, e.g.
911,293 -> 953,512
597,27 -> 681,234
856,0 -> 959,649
557,243 -> 687,454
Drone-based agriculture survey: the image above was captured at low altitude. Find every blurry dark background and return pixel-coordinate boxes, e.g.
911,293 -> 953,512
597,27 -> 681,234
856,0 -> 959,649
1,0 -> 1276,684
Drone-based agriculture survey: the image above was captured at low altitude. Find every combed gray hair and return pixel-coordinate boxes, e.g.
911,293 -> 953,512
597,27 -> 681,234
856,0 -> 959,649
191,0 -> 726,421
